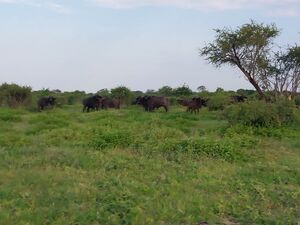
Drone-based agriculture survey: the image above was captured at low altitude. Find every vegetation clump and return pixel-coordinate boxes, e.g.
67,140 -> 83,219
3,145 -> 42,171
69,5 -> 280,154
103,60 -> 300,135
0,83 -> 32,107
224,100 -> 297,127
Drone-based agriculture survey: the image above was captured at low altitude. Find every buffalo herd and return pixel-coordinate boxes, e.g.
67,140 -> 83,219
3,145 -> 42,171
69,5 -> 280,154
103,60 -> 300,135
37,94 -> 248,113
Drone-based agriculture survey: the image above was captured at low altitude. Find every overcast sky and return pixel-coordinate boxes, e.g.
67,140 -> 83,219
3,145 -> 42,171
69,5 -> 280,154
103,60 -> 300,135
0,0 -> 299,92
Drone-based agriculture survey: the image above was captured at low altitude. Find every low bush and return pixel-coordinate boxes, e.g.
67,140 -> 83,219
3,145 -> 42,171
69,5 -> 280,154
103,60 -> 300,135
0,83 -> 32,108
207,95 -> 231,111
224,100 -> 297,127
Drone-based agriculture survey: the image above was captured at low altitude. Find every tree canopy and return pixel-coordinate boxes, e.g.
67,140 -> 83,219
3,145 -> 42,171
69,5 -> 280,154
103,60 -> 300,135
200,20 -> 280,100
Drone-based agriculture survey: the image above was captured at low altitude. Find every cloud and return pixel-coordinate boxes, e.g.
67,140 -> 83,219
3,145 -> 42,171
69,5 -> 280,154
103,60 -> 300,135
0,0 -> 72,14
91,0 -> 300,16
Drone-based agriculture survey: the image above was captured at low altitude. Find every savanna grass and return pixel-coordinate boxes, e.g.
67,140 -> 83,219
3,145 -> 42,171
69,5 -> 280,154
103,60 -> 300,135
0,105 -> 299,224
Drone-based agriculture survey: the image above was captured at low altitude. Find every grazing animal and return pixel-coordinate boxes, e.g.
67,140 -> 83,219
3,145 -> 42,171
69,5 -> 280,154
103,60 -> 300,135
37,96 -> 56,111
178,97 -> 208,114
101,97 -> 121,109
82,95 -> 103,112
231,95 -> 247,103
135,96 -> 169,112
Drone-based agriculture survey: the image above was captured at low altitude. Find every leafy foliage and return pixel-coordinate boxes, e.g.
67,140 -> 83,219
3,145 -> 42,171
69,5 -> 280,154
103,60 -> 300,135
158,86 -> 173,96
224,100 -> 297,127
111,86 -> 132,104
0,83 -> 32,107
200,21 -> 279,100
207,94 -> 231,111
270,45 -> 300,98
173,84 -> 193,96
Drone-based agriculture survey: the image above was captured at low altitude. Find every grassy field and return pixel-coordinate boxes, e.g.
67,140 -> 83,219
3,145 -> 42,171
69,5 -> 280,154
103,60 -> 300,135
0,105 -> 299,225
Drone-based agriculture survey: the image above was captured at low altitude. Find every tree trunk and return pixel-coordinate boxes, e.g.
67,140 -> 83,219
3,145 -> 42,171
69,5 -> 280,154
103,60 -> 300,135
236,62 -> 268,101
248,77 -> 267,100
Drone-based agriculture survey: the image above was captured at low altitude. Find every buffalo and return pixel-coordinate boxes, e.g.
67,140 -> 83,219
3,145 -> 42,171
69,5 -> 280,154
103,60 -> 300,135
135,96 -> 169,112
178,97 -> 208,114
101,97 -> 121,109
37,96 -> 56,111
231,95 -> 247,103
82,95 -> 103,112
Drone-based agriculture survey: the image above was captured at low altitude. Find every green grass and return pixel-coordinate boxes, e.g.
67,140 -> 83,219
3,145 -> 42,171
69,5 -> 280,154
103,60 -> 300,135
0,105 -> 299,224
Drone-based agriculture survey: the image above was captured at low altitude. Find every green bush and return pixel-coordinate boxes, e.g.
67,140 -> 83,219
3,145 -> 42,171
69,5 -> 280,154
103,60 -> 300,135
224,100 -> 297,127
207,95 -> 230,111
0,83 -> 32,108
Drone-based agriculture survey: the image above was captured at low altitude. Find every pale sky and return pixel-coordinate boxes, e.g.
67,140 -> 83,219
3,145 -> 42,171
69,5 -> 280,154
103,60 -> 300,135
0,0 -> 299,92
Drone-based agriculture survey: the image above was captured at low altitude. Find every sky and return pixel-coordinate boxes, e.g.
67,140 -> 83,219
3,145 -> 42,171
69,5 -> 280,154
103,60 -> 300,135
0,0 -> 299,92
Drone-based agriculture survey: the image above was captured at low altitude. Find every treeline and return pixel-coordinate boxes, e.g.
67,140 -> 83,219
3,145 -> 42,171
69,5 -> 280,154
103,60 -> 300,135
1,82 -> 299,110
1,82 -> 300,127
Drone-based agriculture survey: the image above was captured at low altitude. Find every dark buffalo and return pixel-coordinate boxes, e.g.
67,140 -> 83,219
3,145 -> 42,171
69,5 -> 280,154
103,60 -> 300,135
101,97 -> 120,109
231,95 -> 247,103
82,95 -> 102,112
37,96 -> 56,111
192,97 -> 208,107
135,96 -> 169,112
177,99 -> 191,107
178,97 -> 208,114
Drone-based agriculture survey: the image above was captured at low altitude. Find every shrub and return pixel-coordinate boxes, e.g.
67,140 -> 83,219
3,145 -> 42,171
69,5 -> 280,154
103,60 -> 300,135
224,100 -> 297,127
207,95 -> 230,111
0,83 -> 32,108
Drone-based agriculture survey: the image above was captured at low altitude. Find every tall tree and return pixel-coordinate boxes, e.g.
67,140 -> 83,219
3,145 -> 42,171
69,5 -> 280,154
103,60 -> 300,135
271,46 -> 300,99
158,86 -> 173,96
97,88 -> 110,97
200,21 -> 279,100
110,86 -> 131,104
173,84 -> 193,96
197,85 -> 207,93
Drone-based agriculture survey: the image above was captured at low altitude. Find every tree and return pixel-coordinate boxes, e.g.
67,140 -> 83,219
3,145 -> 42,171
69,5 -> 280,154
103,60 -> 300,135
269,45 -> 300,99
158,86 -> 173,96
173,84 -> 193,96
145,89 -> 156,95
132,90 -> 144,97
215,87 -> 224,93
110,86 -> 131,104
97,88 -> 110,97
200,21 -> 279,100
197,85 -> 207,93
